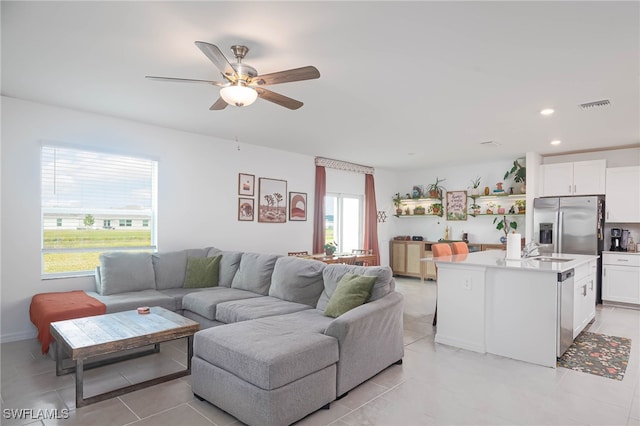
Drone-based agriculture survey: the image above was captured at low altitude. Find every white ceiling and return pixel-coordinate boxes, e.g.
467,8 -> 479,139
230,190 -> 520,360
2,1 -> 639,171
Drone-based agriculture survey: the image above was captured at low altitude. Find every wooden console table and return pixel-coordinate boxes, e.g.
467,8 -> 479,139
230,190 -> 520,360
50,307 -> 199,407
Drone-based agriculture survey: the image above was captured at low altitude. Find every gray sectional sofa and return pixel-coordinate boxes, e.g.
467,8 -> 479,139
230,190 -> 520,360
86,247 -> 404,426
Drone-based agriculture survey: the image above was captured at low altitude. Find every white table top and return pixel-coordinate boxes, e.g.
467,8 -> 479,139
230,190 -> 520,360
431,250 -> 597,273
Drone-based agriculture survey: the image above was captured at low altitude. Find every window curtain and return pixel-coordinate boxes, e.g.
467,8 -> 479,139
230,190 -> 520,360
364,173 -> 380,265
313,165 -> 326,254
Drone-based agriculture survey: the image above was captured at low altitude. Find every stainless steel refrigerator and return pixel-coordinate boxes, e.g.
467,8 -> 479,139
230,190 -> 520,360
533,196 -> 605,302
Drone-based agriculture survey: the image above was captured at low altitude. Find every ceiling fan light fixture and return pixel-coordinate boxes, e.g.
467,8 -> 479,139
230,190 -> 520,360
220,84 -> 258,107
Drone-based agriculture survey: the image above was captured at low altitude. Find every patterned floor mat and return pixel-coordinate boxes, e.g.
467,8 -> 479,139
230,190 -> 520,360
557,331 -> 631,381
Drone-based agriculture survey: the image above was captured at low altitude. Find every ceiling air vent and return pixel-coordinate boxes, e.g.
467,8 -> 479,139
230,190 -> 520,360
579,99 -> 610,110
480,140 -> 501,147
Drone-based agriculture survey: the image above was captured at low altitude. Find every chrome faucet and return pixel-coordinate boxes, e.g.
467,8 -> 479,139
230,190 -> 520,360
522,242 -> 540,258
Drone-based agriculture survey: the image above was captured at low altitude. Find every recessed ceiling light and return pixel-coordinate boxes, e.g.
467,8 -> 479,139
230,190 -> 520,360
540,108 -> 555,116
550,140 -> 562,145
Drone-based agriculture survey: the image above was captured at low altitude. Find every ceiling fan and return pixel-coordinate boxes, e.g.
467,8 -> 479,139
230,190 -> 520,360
146,41 -> 320,110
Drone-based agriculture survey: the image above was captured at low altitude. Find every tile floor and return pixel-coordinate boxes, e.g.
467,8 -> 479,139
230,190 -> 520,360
1,277 -> 639,426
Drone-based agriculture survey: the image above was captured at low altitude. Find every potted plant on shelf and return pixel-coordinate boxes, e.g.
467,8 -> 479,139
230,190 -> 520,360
393,193 -> 404,215
471,203 -> 482,215
414,205 -> 426,215
515,199 -> 526,214
426,177 -> 446,198
486,201 -> 496,214
429,203 -> 443,216
497,204 -> 506,214
494,215 -> 518,243
323,241 -> 338,256
504,160 -> 526,193
469,177 -> 481,196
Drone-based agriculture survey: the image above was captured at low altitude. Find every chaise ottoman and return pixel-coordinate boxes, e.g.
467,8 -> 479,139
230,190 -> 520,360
192,315 -> 338,426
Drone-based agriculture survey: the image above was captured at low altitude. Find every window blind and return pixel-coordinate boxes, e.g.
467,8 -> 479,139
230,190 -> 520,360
41,144 -> 158,277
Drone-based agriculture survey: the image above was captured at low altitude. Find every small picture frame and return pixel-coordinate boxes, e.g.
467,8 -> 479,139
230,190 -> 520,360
289,192 -> 307,221
238,173 -> 255,196
238,198 -> 254,221
258,178 -> 287,223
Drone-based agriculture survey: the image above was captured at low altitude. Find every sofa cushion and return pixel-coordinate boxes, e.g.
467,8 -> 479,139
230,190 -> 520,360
316,264 -> 394,311
184,255 -> 221,288
98,252 -> 156,296
215,296 -> 311,324
85,290 -> 175,313
152,250 -> 187,290
158,288 -> 214,311
231,253 -> 281,295
182,287 -> 262,320
194,319 -> 339,390
324,273 -> 377,318
208,248 -> 243,288
269,257 -> 325,307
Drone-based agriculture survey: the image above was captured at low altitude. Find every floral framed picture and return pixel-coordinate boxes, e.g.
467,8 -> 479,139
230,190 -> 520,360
238,198 -> 254,221
289,192 -> 307,221
446,190 -> 468,221
258,178 -> 287,223
238,173 -> 255,196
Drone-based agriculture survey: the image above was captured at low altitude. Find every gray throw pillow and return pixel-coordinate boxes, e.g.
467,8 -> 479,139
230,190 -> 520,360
231,252 -> 281,295
269,256 -> 325,306
183,255 -> 221,288
324,273 -> 377,318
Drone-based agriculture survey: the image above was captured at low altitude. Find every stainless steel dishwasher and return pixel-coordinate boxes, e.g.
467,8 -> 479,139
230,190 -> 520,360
557,269 -> 575,357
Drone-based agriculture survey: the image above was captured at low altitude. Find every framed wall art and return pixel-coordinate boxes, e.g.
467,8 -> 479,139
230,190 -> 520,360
289,192 -> 307,221
238,198 -> 254,221
258,178 -> 287,223
446,190 -> 468,221
238,173 -> 255,196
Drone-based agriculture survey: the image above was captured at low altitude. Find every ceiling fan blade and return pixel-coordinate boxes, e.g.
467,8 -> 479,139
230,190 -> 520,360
145,76 -> 227,87
195,41 -> 236,78
210,97 -> 228,110
251,66 -> 320,86
255,88 -> 303,110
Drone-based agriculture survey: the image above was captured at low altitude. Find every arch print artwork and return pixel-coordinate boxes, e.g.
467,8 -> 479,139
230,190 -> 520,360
289,192 -> 307,221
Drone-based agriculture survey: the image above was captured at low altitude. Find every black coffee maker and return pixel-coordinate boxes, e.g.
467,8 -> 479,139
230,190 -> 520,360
611,228 -> 623,251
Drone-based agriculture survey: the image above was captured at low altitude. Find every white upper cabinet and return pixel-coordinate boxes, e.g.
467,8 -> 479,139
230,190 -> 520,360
540,160 -> 606,197
605,166 -> 640,223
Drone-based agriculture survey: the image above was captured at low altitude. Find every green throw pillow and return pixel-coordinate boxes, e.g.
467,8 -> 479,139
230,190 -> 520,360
324,273 -> 377,318
183,255 -> 221,288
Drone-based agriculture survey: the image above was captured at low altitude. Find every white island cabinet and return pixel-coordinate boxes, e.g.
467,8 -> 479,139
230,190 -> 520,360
434,251 -> 598,368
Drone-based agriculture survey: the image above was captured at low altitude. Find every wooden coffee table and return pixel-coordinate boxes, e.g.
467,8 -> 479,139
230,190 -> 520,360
50,307 -> 199,407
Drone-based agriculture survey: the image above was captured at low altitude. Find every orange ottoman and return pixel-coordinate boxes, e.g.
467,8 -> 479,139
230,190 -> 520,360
29,290 -> 106,354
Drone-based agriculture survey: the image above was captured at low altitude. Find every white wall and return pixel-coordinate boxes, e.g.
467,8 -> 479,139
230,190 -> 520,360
0,97 -> 394,342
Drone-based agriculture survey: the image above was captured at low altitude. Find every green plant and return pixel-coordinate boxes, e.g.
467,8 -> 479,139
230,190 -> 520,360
392,193 -> 404,208
323,241 -> 338,251
429,203 -> 443,215
470,176 -> 481,189
504,160 -> 526,184
493,215 -> 518,239
426,177 -> 446,198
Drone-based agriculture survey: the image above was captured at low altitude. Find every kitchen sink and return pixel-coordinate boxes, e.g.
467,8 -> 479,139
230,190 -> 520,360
531,256 -> 574,263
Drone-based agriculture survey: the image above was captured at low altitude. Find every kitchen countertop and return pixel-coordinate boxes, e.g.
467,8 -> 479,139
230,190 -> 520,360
433,250 -> 597,273
602,250 -> 640,255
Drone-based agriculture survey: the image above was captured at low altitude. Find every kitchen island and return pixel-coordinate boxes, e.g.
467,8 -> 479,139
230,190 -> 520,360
433,250 -> 598,367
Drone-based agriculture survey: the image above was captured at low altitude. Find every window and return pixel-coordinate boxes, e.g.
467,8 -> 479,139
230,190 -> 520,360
41,144 -> 157,277
325,193 -> 363,253
142,219 -> 149,227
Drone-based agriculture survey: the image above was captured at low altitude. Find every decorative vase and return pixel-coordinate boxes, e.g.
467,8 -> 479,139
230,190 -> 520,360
471,188 -> 480,196
484,186 -> 490,196
500,236 -> 507,244
396,208 -> 403,215
498,207 -> 505,214
520,184 -> 526,194
325,249 -> 335,256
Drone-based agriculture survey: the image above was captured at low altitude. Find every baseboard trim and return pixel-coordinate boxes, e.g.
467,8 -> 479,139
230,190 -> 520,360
1,330 -> 37,344
434,334 -> 485,353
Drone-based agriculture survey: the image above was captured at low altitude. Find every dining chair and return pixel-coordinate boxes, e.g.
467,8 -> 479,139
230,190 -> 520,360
351,248 -> 372,265
431,243 -> 453,327
451,242 -> 469,255
288,251 -> 309,257
340,255 -> 358,265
